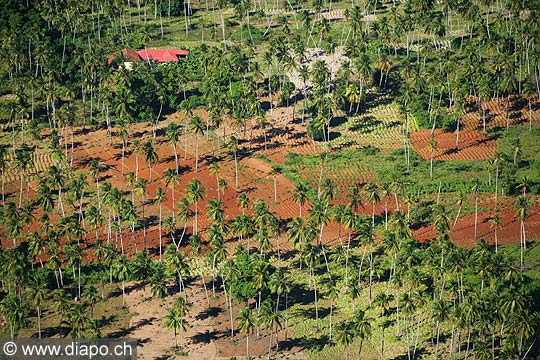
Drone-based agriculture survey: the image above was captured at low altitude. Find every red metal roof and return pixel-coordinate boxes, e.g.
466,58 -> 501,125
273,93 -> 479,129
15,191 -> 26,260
136,49 -> 189,62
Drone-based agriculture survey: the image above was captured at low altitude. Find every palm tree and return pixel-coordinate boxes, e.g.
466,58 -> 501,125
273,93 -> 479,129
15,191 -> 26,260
488,212 -> 501,253
209,160 -> 221,199
132,139 -> 143,180
164,305 -> 188,349
143,140 -> 158,182
149,264 -> 168,300
155,187 -> 167,261
335,321 -> 355,360
163,168 -> 180,214
117,120 -> 129,177
291,182 -> 309,217
189,115 -> 205,172
28,272 -> 47,339
431,299 -> 449,358
514,195 -> 530,272
352,309 -> 373,358
510,138 -> 522,165
82,285 -> 99,318
187,178 -> 205,235
176,196 -> 193,246
345,83 -> 361,114
373,292 -> 394,359
428,136 -> 438,179
471,179 -> 480,240
237,307 -> 255,359
14,146 -> 32,207
164,244 -> 189,296
228,136 -> 239,189
364,182 -> 380,227
0,144 -> 8,205
135,178 -> 149,249
113,255 -> 130,307
270,165 -> 282,202
453,190 -> 466,228
67,303 -> 89,339
166,122 -> 181,173
88,158 -> 102,208
237,192 -> 250,216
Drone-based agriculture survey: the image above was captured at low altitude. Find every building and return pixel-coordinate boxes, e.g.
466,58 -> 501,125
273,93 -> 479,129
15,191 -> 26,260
108,48 -> 189,69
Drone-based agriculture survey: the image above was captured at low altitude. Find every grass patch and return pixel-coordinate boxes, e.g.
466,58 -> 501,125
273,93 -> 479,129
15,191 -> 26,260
494,126 -> 540,160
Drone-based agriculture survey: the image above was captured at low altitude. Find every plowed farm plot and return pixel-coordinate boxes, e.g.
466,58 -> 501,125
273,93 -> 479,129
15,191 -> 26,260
411,129 -> 497,160
461,96 -> 540,131
328,102 -> 409,151
292,161 -> 376,200
410,96 -> 540,161
413,205 -> 540,248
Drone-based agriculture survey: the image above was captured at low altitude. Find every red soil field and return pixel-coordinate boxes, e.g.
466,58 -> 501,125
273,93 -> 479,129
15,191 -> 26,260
3,100 -> 539,254
411,129 -> 497,161
411,95 -> 540,161
461,96 -> 540,131
413,204 -> 540,249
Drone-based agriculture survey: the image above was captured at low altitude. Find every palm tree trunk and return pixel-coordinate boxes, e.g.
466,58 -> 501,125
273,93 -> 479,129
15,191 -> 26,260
37,307 -> 41,339
195,134 -> 199,172
173,144 -> 179,173
159,203 -> 163,261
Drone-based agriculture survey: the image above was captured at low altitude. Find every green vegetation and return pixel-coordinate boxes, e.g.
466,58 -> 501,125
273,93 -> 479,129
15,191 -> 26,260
1,0 -> 540,358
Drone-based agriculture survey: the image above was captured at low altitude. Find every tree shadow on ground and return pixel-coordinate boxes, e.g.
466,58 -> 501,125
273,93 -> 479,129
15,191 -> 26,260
292,306 -> 330,321
278,334 -> 330,352
189,329 -> 228,344
195,306 -> 223,321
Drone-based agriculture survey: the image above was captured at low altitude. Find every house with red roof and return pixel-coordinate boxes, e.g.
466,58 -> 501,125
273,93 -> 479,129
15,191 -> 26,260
107,48 -> 189,69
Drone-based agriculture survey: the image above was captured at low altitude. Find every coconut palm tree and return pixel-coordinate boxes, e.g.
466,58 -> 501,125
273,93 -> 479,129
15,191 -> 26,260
143,140 -> 158,182
155,187 -> 167,261
270,165 -> 282,203
163,168 -> 180,214
0,144 -> 8,205
364,182 -> 380,227
113,255 -> 130,307
471,179 -> 480,240
132,139 -> 143,180
453,190 -> 466,228
431,299 -> 450,358
488,212 -> 501,253
373,292 -> 394,359
164,304 -> 188,349
228,136 -> 239,189
176,196 -> 193,246
514,195 -> 530,272
209,160 -> 221,199
335,321 -> 355,360
352,308 -> 373,359
189,115 -> 205,172
149,263 -> 168,300
237,192 -> 250,216
117,120 -> 129,177
135,178 -> 148,249
186,178 -> 205,235
237,307 -> 255,359
66,303 -> 89,339
428,136 -> 438,179
291,182 -> 309,217
28,272 -> 47,339
82,285 -> 99,318
166,122 -> 181,173
161,244 -> 184,293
